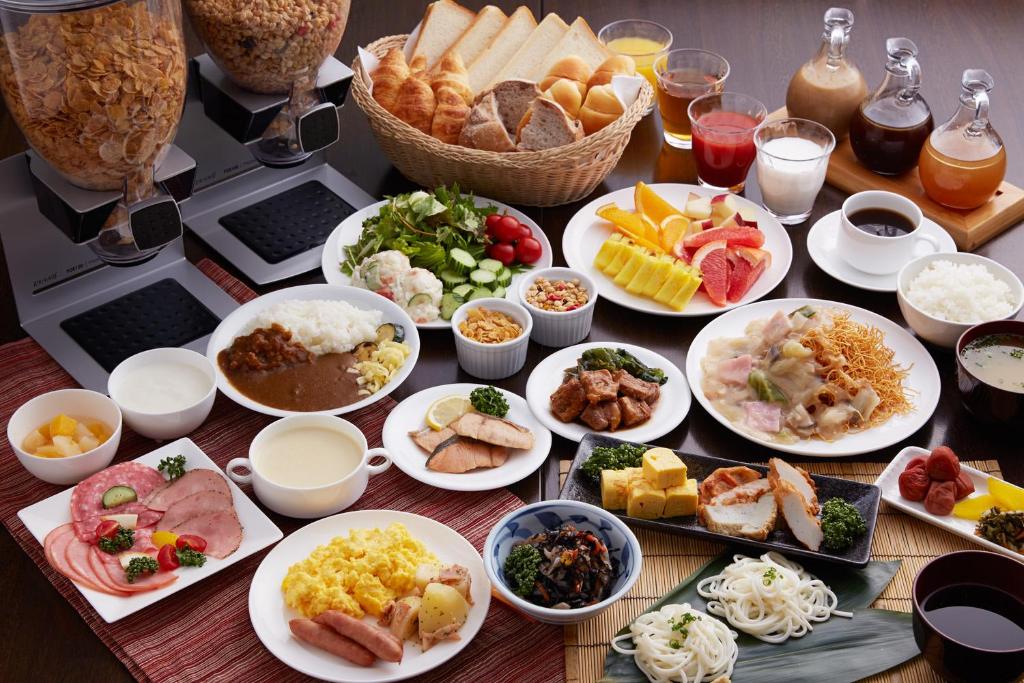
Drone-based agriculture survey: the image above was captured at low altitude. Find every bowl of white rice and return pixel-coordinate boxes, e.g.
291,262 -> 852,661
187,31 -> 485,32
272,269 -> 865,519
897,253 -> 1024,348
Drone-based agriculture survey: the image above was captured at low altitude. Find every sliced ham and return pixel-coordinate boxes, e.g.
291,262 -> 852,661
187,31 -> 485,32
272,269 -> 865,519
65,534 -> 130,596
158,490 -> 234,531
143,469 -> 231,512
743,401 -> 783,433
92,547 -> 177,593
762,310 -> 793,345
86,546 -> 144,594
45,524 -> 104,593
718,354 -> 753,385
169,509 -> 242,559
74,505 -> 163,544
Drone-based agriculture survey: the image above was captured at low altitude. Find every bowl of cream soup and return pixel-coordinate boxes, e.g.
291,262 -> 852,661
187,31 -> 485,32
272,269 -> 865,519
226,414 -> 391,518
108,348 -> 217,440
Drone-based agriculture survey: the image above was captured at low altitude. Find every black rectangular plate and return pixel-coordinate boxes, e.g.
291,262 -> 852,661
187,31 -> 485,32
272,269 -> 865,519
558,433 -> 880,567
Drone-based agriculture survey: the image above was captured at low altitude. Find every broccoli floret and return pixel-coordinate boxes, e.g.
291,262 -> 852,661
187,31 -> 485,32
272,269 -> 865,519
470,386 -> 509,418
821,498 -> 867,551
503,544 -> 542,597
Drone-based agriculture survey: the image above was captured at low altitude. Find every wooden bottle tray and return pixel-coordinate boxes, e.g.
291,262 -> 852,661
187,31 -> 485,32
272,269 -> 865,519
769,107 -> 1024,250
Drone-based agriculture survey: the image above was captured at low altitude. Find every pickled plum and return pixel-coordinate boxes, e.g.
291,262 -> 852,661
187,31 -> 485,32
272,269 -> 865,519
926,446 -> 960,482
924,480 -> 957,516
905,456 -> 927,471
899,466 -> 932,502
954,471 -> 976,500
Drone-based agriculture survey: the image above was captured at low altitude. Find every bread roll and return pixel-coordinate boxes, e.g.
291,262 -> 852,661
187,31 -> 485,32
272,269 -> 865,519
431,52 -> 472,104
459,92 -> 516,152
517,98 -> 583,151
587,54 -> 637,89
579,84 -> 624,135
538,55 -> 592,97
476,79 -> 541,135
372,48 -> 410,113
393,57 -> 436,134
541,78 -> 583,118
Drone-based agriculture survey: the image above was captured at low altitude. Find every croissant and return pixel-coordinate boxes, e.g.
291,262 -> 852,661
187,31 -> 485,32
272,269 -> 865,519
371,48 -> 410,113
431,85 -> 470,144
538,55 -> 592,98
579,84 -> 624,135
430,51 -> 473,105
587,54 -> 636,89
393,56 -> 436,134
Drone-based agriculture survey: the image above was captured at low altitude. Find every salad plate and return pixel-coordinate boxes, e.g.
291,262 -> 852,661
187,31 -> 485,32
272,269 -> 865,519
321,191 -> 552,329
381,383 -> 552,492
686,297 -> 941,457
562,183 -> 792,317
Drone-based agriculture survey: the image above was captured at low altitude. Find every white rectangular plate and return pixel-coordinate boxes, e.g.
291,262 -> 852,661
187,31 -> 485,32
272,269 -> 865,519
17,438 -> 283,623
875,446 -> 1024,562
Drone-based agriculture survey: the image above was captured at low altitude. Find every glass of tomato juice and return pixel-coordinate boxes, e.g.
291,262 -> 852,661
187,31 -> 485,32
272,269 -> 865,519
688,92 -> 767,192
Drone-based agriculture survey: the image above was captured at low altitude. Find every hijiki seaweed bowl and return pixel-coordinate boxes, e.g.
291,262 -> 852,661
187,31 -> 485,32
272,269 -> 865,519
483,500 -> 642,625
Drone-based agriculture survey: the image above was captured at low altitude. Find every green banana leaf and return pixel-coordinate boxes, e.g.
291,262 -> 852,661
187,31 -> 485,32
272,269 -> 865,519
600,549 -> 920,683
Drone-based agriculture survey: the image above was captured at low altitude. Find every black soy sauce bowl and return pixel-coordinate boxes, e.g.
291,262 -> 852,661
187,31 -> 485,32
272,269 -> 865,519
912,550 -> 1024,682
955,320 -> 1024,425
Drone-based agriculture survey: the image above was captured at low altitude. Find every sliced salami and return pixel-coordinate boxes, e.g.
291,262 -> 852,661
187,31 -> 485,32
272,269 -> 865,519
73,506 -> 164,543
70,462 -> 166,542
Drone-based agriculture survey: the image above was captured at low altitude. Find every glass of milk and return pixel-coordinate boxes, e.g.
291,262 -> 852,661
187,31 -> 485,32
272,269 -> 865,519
754,118 -> 836,224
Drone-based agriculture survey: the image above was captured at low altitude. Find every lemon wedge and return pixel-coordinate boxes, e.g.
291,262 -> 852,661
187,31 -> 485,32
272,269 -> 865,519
425,395 -> 472,431
952,494 -> 997,520
988,477 -> 1024,510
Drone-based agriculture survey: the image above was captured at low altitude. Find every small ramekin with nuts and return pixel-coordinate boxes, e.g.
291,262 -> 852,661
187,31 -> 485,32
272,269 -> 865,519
519,267 -> 598,348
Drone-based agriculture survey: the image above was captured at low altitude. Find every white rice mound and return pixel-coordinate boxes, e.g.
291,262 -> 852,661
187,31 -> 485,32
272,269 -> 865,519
906,260 -> 1016,323
243,299 -> 382,354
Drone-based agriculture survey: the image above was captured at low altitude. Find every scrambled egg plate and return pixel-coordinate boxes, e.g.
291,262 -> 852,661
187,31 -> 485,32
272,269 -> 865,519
282,523 -> 437,618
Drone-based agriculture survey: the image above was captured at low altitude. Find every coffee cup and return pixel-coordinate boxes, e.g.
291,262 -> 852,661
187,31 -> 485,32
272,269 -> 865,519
226,414 -> 390,518
837,191 -> 940,274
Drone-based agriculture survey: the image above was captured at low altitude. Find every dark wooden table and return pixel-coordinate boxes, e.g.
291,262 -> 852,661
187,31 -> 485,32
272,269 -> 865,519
2,1 -> 1022,681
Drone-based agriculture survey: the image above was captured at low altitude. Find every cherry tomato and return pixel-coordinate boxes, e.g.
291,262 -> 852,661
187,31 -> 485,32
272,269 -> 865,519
485,213 -> 503,233
487,242 -> 516,266
157,543 -> 180,572
494,215 -> 523,243
516,224 -> 533,240
515,237 -> 543,264
95,520 -> 120,539
176,534 -> 207,553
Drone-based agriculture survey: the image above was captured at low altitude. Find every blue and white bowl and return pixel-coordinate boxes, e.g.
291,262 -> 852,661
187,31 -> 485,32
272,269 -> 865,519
483,500 -> 642,625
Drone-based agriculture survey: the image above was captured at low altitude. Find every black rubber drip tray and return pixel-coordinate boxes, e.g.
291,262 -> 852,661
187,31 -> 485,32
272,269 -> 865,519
218,180 -> 357,264
60,278 -> 220,373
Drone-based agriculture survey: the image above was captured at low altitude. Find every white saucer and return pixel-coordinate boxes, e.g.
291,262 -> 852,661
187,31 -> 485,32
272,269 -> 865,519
807,210 -> 957,292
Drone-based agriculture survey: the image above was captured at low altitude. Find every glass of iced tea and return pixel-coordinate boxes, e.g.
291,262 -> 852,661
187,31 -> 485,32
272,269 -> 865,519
598,20 -> 673,115
688,92 -> 767,192
654,49 -> 730,149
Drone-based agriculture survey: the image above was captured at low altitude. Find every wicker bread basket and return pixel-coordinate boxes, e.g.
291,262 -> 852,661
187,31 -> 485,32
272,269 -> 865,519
352,35 -> 654,207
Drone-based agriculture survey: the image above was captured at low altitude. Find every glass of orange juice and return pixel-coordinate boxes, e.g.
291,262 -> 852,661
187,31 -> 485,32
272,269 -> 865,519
598,20 -> 673,115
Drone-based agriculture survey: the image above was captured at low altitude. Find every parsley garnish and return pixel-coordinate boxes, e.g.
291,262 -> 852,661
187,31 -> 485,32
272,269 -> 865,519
97,526 -> 134,554
157,455 -> 186,480
125,556 -> 159,583
176,547 -> 207,567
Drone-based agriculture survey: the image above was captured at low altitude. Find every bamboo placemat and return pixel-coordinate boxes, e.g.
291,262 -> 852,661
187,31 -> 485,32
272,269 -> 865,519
559,458 -> 1004,683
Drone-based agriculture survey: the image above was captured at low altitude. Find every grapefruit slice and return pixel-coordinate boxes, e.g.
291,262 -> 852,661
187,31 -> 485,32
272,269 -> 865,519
690,239 -> 730,307
726,246 -> 771,303
635,181 -> 687,224
683,225 -> 766,250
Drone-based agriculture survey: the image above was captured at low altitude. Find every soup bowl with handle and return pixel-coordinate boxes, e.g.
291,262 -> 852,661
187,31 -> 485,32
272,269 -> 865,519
955,319 -> 1024,425
226,414 -> 391,518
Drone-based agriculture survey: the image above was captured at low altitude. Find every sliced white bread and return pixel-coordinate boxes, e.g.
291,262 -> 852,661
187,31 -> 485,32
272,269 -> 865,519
517,98 -> 584,151
488,13 -> 569,88
480,79 -> 541,134
439,5 -> 506,77
411,0 -> 476,71
530,16 -> 612,81
467,7 -> 537,94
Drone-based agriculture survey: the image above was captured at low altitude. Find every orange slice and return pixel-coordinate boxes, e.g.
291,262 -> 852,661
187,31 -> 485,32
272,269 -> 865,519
635,181 -> 686,224
659,214 -> 691,251
596,203 -> 665,253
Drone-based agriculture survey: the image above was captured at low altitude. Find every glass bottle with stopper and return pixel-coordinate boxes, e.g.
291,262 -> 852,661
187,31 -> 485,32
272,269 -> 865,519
850,37 -> 933,176
919,69 -> 1006,210
785,7 -> 867,140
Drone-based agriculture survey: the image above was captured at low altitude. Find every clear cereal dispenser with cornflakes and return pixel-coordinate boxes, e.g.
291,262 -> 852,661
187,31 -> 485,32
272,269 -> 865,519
0,0 -> 188,263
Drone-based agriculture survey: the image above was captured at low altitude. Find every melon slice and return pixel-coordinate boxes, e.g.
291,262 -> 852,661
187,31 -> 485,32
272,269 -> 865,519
691,240 -> 730,307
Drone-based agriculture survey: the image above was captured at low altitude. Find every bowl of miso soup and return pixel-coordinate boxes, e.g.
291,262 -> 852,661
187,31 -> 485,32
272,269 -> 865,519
956,320 -> 1024,424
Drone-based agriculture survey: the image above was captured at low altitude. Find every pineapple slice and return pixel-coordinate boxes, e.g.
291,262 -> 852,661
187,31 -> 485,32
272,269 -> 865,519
654,266 -> 692,306
604,242 -> 635,276
22,429 -> 47,454
34,445 -> 62,458
625,252 -> 658,294
49,414 -> 78,437
614,248 -> 647,287
642,256 -> 674,298
87,421 -> 111,443
52,435 -> 83,458
594,234 -> 625,271
668,266 -> 702,311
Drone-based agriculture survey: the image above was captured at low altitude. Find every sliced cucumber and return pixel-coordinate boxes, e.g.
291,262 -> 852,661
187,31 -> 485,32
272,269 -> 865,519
467,287 -> 493,301
495,267 -> 512,287
477,258 -> 503,273
407,292 -> 434,308
492,285 -> 506,298
440,293 -> 462,320
448,248 -> 477,274
451,284 -> 474,299
439,268 -> 467,286
102,485 -> 137,509
469,269 -> 496,285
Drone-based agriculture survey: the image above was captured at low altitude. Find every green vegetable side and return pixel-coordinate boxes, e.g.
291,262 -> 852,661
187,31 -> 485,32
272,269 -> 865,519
580,443 -> 651,482
568,348 -> 668,386
503,544 -> 542,597
470,386 -> 509,418
821,498 -> 867,551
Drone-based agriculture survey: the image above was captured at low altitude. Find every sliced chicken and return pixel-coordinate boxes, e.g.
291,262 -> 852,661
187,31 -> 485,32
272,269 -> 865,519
710,478 -> 772,506
774,479 -> 823,551
700,493 -> 778,541
409,427 -> 456,453
448,412 -> 534,450
768,458 -> 819,514
698,466 -> 762,504
426,436 -> 508,473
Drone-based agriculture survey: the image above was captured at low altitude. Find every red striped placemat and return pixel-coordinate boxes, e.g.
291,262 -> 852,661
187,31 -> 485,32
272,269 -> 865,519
0,259 -> 565,683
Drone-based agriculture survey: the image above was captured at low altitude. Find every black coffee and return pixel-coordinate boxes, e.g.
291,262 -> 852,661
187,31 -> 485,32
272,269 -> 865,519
848,208 -> 917,237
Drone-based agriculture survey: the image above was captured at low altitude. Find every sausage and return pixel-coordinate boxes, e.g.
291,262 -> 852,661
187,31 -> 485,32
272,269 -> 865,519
289,619 -> 376,667
313,610 -> 404,663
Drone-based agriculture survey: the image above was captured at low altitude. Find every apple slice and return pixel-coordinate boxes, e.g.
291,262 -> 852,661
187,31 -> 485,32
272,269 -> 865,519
684,193 -> 712,220
710,194 -> 734,222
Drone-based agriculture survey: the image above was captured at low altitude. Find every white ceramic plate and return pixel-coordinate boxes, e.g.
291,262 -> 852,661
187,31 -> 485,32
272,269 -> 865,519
321,196 -> 552,329
206,284 -> 420,418
876,446 -> 1024,562
807,210 -> 957,292
686,297 -> 941,457
382,384 -> 552,492
525,342 -> 690,443
562,183 -> 793,317
248,509 -> 490,682
17,438 -> 283,623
